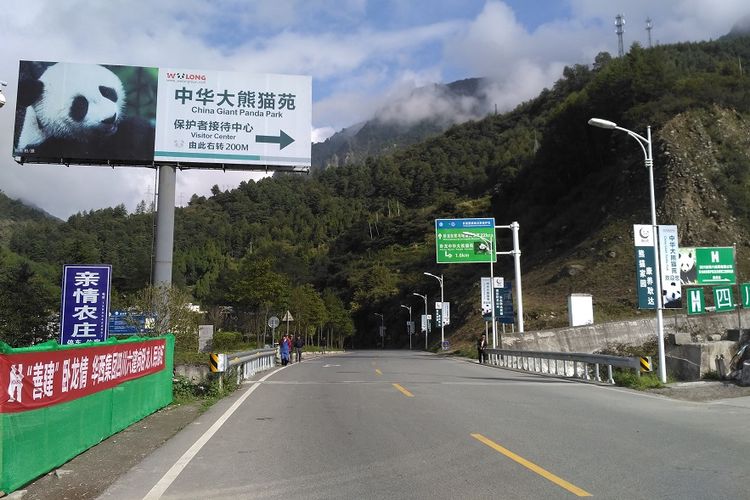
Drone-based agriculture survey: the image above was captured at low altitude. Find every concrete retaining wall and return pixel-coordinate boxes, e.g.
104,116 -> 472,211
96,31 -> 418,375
502,310 -> 750,352
499,310 -> 749,380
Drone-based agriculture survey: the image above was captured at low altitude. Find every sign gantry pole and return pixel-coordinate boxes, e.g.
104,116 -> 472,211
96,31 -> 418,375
153,165 -> 176,287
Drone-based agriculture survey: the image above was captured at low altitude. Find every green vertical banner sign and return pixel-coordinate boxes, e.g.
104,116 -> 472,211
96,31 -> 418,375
686,288 -> 705,315
713,286 -> 735,312
633,225 -> 657,310
741,283 -> 750,308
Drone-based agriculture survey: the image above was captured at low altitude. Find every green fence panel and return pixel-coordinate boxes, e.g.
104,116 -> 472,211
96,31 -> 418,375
0,335 -> 174,493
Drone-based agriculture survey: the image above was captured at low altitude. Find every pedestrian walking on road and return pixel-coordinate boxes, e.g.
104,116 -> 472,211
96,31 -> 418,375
280,334 -> 291,366
288,335 -> 295,364
477,334 -> 488,364
294,335 -> 304,363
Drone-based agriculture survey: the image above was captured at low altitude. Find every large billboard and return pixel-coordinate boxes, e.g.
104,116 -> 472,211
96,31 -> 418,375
12,61 -> 311,171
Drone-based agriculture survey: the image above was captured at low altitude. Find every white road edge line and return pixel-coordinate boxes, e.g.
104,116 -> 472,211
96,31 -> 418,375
142,366 -> 285,499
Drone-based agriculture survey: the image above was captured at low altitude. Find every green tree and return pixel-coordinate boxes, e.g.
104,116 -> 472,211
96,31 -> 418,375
126,285 -> 201,351
0,260 -> 56,347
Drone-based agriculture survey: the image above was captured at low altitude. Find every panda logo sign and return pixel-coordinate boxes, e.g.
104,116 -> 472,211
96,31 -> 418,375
678,247 -> 698,285
662,279 -> 682,309
13,61 -> 157,164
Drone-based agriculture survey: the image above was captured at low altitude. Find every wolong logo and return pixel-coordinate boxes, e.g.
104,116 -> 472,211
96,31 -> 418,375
165,72 -> 207,82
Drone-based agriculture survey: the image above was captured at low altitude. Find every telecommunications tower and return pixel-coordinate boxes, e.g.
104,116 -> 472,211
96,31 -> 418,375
646,18 -> 653,48
615,14 -> 625,57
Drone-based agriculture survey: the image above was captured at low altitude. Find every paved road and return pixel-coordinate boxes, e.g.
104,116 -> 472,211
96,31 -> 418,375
100,351 -> 750,499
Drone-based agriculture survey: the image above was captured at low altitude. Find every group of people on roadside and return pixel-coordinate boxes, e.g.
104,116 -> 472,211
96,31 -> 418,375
279,333 -> 304,366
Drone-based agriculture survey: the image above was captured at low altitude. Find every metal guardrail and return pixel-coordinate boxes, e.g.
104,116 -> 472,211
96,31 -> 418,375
226,348 -> 276,383
484,348 -> 641,385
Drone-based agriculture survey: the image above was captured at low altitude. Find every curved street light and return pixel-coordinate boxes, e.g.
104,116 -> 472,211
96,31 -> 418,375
374,312 -> 384,349
588,117 -> 666,384
464,231 -> 497,348
412,292 -> 428,350
400,304 -> 412,350
423,272 -> 445,347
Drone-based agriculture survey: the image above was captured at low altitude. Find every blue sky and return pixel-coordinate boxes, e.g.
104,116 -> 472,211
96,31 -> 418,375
1,0 -> 749,218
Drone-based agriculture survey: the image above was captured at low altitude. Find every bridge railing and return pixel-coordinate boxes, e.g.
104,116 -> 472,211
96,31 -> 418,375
483,348 -> 640,384
226,348 -> 277,383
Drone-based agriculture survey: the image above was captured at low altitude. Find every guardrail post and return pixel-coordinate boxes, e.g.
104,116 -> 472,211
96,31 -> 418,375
595,363 -> 601,382
607,365 -> 615,384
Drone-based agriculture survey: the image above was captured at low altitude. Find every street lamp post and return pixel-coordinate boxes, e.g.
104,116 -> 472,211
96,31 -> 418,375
412,292 -> 428,350
463,231 -> 497,348
423,272 -> 445,347
400,304 -> 412,350
374,312 -> 384,349
588,117 -> 667,384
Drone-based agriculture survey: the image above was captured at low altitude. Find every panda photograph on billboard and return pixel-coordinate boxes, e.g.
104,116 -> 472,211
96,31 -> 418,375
13,60 -> 157,165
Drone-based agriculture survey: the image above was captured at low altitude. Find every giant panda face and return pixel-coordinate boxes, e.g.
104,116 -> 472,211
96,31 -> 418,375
35,63 -> 125,139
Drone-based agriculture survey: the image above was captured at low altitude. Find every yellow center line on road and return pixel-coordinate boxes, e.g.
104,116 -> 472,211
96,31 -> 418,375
470,433 -> 592,497
392,383 -> 414,397
375,368 -> 383,375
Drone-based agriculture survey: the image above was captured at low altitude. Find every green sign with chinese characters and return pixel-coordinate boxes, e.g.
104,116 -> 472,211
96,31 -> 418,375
741,283 -> 750,308
686,288 -> 705,315
435,218 -> 496,264
693,247 -> 736,285
713,286 -> 735,312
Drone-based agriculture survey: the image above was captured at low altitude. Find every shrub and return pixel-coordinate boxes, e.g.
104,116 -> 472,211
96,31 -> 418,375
212,331 -> 244,351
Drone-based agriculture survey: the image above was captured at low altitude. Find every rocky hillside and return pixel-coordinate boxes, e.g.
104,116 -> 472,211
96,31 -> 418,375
660,106 -> 750,250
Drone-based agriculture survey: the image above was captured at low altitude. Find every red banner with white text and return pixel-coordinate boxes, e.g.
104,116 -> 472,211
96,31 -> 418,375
1,339 -> 166,413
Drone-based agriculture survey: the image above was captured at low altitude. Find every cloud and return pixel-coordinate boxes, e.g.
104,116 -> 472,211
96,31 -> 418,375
1,0 -> 749,219
444,0 -> 750,116
312,127 -> 336,143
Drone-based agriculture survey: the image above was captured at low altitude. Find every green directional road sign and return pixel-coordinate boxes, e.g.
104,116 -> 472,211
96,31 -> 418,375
713,286 -> 735,312
435,218 -> 496,264
694,247 -> 736,285
741,283 -> 750,308
686,288 -> 705,315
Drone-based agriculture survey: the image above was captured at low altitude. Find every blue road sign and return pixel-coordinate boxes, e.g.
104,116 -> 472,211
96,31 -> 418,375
60,264 -> 112,345
109,310 -> 148,335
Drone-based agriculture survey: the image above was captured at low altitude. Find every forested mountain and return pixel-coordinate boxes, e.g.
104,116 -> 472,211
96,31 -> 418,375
311,78 -> 492,170
4,35 -> 750,349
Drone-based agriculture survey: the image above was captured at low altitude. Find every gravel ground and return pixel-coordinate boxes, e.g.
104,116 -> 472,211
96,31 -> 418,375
6,371 -> 750,499
647,380 -> 750,402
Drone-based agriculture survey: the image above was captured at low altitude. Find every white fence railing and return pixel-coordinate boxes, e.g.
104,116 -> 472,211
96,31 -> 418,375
225,348 -> 277,383
484,348 -> 641,385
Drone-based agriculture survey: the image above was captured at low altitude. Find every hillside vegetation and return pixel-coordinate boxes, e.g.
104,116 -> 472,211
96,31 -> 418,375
3,36 -> 750,350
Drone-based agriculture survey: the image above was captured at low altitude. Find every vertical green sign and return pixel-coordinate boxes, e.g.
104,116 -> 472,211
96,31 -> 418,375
741,283 -> 750,308
686,288 -> 705,315
634,247 -> 657,310
435,218 -> 496,264
634,225 -> 657,310
713,286 -> 735,312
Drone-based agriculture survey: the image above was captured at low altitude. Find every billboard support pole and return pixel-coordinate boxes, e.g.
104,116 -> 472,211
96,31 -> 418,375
153,165 -> 176,287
